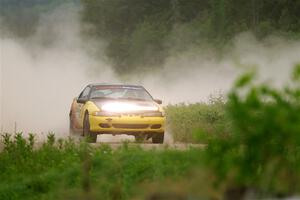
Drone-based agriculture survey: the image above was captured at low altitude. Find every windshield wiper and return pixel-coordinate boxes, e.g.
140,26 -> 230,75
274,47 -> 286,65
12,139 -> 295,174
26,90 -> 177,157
90,97 -> 116,100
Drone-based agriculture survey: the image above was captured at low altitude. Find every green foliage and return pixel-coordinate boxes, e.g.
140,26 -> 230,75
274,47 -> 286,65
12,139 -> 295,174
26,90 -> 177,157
81,0 -> 300,73
205,64 -> 300,197
3,66 -> 300,198
165,94 -> 229,143
163,65 -> 300,198
0,133 -> 82,200
3,0 -> 300,72
0,133 -> 202,200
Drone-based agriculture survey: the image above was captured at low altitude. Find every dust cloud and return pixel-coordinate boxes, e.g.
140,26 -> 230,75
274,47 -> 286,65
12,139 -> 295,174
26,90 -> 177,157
1,4 -> 300,140
139,33 -> 300,104
0,5 -> 116,136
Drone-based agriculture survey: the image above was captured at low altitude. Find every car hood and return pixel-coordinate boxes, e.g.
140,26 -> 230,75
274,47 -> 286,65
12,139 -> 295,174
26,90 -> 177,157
91,99 -> 159,113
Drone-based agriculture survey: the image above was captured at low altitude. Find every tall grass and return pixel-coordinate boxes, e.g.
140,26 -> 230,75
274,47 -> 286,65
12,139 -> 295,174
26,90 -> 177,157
163,64 -> 300,199
204,64 -> 300,198
165,94 -> 230,143
0,133 -> 203,200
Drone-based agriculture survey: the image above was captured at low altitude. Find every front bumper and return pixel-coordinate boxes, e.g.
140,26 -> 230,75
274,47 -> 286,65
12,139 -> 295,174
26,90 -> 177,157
89,114 -> 165,134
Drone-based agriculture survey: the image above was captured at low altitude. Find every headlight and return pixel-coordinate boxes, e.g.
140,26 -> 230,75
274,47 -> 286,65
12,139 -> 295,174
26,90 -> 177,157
92,111 -> 120,117
142,112 -> 164,117
101,102 -> 158,113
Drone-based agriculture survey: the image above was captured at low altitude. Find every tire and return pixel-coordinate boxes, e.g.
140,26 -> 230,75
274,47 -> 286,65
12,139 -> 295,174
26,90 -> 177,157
69,126 -> 75,136
69,113 -> 76,136
83,113 -> 97,143
152,133 -> 164,144
135,134 -> 146,143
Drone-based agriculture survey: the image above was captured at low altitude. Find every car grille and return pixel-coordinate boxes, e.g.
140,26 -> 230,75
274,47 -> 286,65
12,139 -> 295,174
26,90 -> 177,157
112,124 -> 149,129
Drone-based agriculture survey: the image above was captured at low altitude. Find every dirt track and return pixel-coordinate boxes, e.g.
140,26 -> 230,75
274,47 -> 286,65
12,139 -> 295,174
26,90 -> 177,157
76,134 -> 205,150
91,142 -> 205,150
0,133 -> 205,151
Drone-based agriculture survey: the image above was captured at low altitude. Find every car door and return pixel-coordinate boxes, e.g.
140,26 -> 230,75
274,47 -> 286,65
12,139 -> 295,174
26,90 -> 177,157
75,86 -> 91,128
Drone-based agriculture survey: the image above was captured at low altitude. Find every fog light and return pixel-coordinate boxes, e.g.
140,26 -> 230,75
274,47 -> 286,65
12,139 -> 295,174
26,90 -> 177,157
99,123 -> 111,128
151,124 -> 161,129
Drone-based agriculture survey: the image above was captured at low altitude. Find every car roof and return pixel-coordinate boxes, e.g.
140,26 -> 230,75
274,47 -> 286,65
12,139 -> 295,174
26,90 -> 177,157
88,83 -> 144,88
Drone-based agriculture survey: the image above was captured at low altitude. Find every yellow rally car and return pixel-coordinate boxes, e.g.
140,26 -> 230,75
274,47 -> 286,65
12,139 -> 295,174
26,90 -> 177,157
69,84 -> 165,143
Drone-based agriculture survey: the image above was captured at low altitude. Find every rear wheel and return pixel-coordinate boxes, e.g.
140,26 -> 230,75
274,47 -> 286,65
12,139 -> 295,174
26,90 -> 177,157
83,113 -> 97,143
152,133 -> 164,144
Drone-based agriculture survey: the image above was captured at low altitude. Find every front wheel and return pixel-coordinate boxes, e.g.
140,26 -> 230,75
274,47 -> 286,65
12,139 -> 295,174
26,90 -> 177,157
135,134 -> 146,143
69,122 -> 74,136
69,113 -> 77,136
83,113 -> 97,143
152,133 -> 164,144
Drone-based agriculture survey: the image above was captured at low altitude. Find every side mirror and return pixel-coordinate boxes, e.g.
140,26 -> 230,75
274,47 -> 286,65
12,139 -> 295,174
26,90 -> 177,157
154,99 -> 162,104
77,98 -> 87,104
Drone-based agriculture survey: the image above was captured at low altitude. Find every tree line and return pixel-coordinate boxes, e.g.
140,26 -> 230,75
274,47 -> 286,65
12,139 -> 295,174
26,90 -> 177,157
81,0 -> 300,73
1,0 -> 299,73
0,0 -> 78,37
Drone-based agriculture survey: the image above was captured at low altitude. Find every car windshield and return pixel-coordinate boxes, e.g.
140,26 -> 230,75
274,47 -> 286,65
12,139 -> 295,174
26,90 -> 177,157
90,86 -> 153,101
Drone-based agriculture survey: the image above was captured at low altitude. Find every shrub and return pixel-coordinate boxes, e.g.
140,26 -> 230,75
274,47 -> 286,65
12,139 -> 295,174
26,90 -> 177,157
165,94 -> 230,143
205,64 -> 300,198
0,133 -> 203,200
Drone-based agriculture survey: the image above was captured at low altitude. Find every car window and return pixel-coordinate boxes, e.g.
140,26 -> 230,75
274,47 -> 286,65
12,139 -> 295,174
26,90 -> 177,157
79,87 -> 91,99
